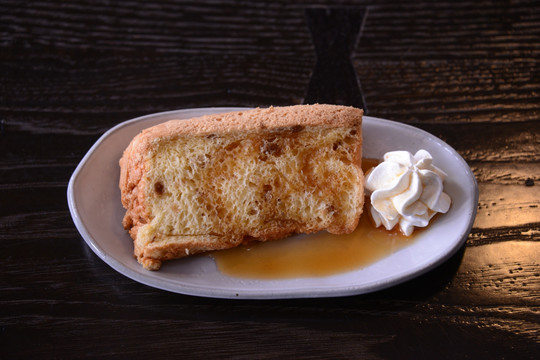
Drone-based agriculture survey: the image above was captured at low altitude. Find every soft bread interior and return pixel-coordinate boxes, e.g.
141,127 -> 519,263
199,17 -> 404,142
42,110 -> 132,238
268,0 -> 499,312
135,124 -> 363,269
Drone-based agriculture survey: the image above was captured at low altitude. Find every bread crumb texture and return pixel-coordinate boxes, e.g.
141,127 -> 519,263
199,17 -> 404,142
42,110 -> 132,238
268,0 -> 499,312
120,104 -> 364,270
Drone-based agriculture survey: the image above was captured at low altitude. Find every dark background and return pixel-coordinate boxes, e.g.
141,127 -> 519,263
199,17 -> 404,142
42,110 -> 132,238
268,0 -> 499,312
1,1 -> 539,359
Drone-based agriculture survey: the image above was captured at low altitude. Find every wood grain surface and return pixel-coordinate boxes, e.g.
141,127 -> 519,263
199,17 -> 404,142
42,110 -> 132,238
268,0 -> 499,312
1,1 -> 539,359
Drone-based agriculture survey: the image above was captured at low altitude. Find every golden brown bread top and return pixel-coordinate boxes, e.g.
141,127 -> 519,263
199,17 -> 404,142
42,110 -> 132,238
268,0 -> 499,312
139,104 -> 362,139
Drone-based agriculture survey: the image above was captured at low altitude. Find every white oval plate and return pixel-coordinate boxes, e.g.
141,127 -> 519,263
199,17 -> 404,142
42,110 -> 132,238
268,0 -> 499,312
68,107 -> 478,299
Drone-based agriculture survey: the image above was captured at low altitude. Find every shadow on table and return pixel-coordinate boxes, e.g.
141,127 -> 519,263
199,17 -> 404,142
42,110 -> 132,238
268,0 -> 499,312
363,243 -> 467,301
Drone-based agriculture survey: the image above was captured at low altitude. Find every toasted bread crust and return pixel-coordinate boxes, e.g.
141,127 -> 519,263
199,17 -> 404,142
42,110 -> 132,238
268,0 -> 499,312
120,104 -> 363,270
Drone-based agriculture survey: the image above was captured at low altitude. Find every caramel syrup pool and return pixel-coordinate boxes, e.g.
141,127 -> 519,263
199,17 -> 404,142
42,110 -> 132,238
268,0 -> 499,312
211,158 -> 416,279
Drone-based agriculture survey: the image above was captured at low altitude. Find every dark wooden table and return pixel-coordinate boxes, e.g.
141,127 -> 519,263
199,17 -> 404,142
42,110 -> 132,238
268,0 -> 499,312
1,1 -> 539,359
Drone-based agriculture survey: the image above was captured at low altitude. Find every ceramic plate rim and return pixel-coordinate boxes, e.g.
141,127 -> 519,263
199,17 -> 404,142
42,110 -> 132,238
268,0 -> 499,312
67,107 -> 478,299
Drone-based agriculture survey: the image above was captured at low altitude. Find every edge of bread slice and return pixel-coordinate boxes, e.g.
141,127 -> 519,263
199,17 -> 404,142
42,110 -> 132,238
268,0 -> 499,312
119,104 -> 364,270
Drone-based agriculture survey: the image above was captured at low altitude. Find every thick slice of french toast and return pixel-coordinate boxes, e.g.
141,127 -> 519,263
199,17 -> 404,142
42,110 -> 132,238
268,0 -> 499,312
119,104 -> 363,270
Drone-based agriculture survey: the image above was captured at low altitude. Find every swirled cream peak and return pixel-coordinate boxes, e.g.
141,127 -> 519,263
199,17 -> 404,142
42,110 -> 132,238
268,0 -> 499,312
365,150 -> 451,236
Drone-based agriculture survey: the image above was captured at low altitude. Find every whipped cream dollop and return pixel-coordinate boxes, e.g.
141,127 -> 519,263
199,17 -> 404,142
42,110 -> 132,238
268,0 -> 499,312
365,150 -> 451,236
